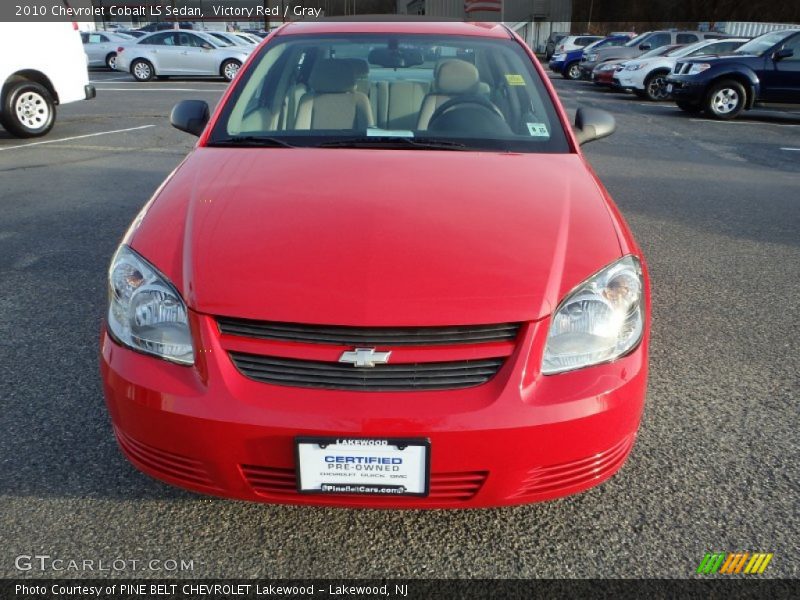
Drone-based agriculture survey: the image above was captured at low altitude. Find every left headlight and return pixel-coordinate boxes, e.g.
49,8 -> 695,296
625,63 -> 645,71
687,63 -> 711,75
107,245 -> 194,365
542,256 -> 645,375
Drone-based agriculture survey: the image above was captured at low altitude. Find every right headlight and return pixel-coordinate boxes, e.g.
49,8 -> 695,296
586,53 -> 598,62
107,245 -> 195,365
542,256 -> 645,375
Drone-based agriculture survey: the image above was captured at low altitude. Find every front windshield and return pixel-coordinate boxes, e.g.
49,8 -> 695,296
734,31 -> 793,55
208,33 -> 569,153
625,33 -> 650,47
667,41 -> 708,57
207,33 -> 233,47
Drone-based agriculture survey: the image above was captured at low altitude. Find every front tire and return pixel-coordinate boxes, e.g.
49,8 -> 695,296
131,59 -> 155,82
105,52 -> 117,70
221,59 -> 241,82
704,79 -> 746,120
644,70 -> 671,101
1,80 -> 56,138
564,61 -> 582,80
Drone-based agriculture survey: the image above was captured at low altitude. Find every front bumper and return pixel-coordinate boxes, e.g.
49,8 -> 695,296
101,313 -> 648,509
614,73 -> 643,91
548,60 -> 566,73
665,76 -> 706,102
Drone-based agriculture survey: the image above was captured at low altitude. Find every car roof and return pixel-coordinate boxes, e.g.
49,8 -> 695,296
276,20 -> 511,39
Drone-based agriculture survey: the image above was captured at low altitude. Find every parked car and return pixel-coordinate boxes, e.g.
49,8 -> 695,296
206,31 -> 255,47
592,45 -> 682,87
82,31 -> 135,70
138,22 -> 194,32
118,29 -> 147,39
0,22 -> 95,137
101,21 -> 650,509
234,33 -> 263,45
115,30 -> 252,82
549,35 -> 631,80
580,30 -> 726,79
544,31 -> 569,60
614,38 -> 749,100
554,35 -> 604,55
667,29 -> 800,119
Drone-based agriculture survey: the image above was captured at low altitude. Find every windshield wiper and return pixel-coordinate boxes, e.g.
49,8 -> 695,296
207,136 -> 296,148
316,136 -> 471,151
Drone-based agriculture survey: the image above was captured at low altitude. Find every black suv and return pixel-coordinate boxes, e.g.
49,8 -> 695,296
667,29 -> 800,119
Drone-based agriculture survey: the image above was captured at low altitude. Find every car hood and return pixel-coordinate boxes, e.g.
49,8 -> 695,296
679,53 -> 758,64
128,148 -> 623,325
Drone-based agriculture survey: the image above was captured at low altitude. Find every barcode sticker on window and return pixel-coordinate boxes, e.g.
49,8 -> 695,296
527,123 -> 550,137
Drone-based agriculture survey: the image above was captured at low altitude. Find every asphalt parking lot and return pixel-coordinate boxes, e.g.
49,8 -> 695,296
1,68 -> 798,579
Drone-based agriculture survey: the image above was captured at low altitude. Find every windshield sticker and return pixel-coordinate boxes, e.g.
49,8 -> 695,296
527,123 -> 550,137
367,129 -> 414,138
505,74 -> 526,86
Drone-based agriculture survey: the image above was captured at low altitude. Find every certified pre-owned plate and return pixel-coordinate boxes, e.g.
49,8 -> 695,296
296,437 -> 430,496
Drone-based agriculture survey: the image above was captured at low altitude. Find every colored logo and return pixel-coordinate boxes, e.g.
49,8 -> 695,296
697,552 -> 773,575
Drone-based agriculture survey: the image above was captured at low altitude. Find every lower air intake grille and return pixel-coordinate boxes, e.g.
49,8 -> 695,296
229,352 -> 504,391
217,317 -> 521,346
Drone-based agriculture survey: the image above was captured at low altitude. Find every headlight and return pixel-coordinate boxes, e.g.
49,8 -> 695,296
625,63 -> 644,71
542,256 -> 644,375
586,53 -> 598,62
599,63 -> 618,71
107,245 -> 194,365
687,63 -> 711,75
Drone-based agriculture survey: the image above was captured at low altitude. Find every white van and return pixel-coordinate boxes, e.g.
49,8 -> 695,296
0,22 -> 96,138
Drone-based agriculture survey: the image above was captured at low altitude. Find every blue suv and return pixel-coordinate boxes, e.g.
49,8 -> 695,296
666,29 -> 800,119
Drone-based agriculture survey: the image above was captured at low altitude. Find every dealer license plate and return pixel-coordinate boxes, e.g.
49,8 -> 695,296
296,437 -> 430,496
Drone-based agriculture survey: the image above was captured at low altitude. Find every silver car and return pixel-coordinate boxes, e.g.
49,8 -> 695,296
115,30 -> 251,82
81,31 -> 135,70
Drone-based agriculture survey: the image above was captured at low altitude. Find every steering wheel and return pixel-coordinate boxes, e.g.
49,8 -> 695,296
427,94 -> 510,135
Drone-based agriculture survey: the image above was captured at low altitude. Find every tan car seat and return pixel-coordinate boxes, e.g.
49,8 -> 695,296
293,59 -> 374,130
417,59 -> 481,130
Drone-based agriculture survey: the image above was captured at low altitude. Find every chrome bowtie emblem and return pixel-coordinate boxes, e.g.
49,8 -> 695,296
339,348 -> 392,368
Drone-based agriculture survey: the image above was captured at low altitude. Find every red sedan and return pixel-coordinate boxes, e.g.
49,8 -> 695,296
101,21 -> 650,508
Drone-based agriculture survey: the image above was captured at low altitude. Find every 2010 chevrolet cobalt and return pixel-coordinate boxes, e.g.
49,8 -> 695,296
101,21 -> 650,508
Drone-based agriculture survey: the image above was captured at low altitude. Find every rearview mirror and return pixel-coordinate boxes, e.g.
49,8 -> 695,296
573,107 -> 616,145
639,43 -> 652,51
773,48 -> 794,60
170,100 -> 209,136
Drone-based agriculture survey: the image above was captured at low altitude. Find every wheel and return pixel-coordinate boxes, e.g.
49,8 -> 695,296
675,99 -> 702,114
105,52 -> 117,70
221,59 -> 241,82
704,79 -> 746,120
644,70 -> 671,101
131,59 -> 155,82
564,62 -> 582,80
1,80 -> 56,137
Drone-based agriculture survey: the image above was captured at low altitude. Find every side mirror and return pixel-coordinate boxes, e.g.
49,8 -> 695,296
202,42 -> 214,50
772,48 -> 794,61
639,43 -> 652,51
574,107 -> 616,145
170,100 -> 209,136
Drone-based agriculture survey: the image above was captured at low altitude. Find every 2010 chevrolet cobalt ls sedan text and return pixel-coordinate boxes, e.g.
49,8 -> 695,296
101,21 -> 650,508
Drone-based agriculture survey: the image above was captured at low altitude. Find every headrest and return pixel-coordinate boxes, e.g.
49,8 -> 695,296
341,58 -> 369,79
309,59 -> 357,93
435,59 -> 480,95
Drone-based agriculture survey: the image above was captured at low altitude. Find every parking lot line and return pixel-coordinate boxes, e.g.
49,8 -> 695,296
0,125 -> 155,152
780,147 -> 800,151
690,118 -> 800,127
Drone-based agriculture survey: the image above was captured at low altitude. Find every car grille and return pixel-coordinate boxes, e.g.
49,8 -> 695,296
229,352 -> 505,391
674,62 -> 691,75
217,317 -> 521,346
241,465 -> 488,501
